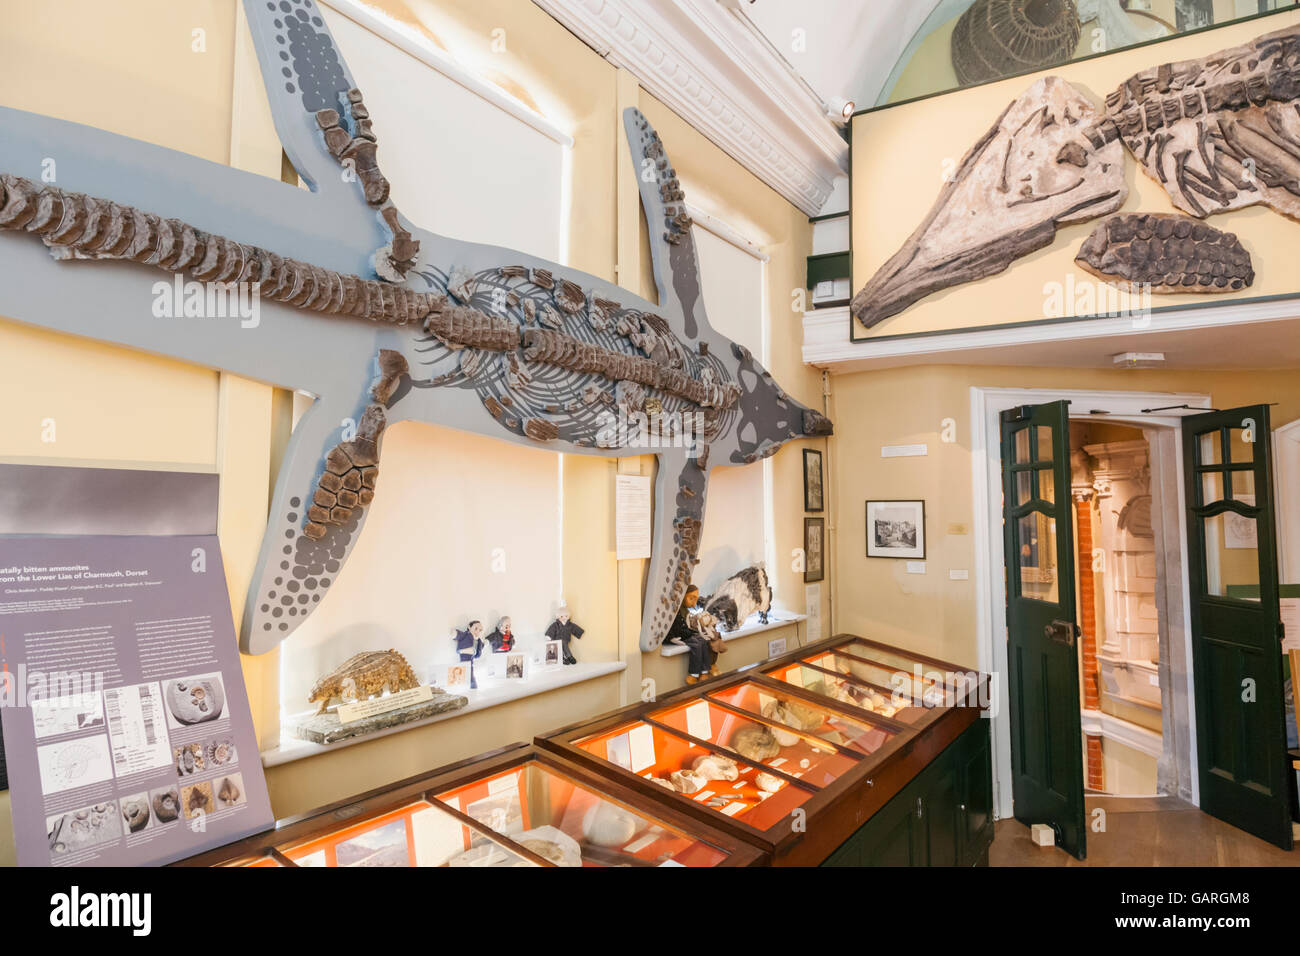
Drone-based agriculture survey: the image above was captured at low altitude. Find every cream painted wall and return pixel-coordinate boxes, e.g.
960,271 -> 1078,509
831,364 -> 1300,669
856,9 -> 1300,337
0,0 -> 825,857
1102,737 -> 1160,794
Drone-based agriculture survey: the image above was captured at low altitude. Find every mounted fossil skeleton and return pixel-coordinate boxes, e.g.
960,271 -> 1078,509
853,22 -> 1300,331
0,0 -> 830,655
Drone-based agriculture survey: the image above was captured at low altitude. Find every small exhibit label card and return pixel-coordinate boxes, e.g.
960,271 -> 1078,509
881,444 -> 928,458
336,685 -> 434,725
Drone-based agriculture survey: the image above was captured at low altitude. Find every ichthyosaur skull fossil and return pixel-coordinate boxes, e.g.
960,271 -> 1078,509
0,0 -> 831,655
853,22 -> 1300,332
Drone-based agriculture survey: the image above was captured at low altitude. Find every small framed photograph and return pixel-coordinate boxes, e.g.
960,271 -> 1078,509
543,640 -> 562,667
804,516 -> 825,584
504,652 -> 526,681
803,448 -> 824,512
445,664 -> 470,690
866,500 -> 926,559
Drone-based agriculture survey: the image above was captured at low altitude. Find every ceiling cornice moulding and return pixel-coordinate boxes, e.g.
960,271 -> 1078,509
532,0 -> 849,216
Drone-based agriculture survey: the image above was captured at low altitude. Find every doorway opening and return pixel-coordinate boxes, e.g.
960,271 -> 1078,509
1070,422 -> 1167,797
972,387 -> 1210,822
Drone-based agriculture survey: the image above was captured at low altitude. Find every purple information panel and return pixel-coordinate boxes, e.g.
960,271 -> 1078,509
0,534 -> 273,866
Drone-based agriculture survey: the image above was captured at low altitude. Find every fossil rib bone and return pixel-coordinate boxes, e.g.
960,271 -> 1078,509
1078,23 -> 1300,221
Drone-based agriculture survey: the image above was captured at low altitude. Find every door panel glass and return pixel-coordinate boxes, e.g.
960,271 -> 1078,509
1229,429 -> 1254,463
1014,426 -> 1031,464
1038,466 -> 1055,505
1230,471 -> 1255,500
1199,432 -> 1222,466
1015,470 -> 1034,506
1036,426 -> 1053,462
1016,511 -> 1059,603
1202,471 -> 1224,504
1202,512 -> 1261,598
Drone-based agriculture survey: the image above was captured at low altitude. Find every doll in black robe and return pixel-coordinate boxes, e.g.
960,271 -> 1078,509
545,604 -> 583,665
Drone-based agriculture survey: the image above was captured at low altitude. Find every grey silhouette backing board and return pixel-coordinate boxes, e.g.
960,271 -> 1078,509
0,0 -> 831,657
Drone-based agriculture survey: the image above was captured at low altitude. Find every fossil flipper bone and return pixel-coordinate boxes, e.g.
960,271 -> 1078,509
1080,23 -> 1300,222
851,76 -> 1127,330
1075,213 -> 1254,294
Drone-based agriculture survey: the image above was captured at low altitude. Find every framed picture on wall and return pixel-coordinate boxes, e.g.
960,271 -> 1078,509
803,449 -> 824,512
866,500 -> 926,559
804,517 -> 826,583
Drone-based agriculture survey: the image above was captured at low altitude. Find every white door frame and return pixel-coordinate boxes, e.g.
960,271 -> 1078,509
970,386 -> 1212,821
1274,418 -> 1300,585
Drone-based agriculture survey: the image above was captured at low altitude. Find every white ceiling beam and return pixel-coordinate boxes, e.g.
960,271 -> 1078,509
532,0 -> 849,215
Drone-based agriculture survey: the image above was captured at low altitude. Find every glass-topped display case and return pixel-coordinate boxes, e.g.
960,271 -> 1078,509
539,634 -> 987,865
763,635 -> 980,732
177,744 -> 762,867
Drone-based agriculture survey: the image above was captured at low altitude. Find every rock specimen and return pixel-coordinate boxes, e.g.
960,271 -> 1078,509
1080,24 -> 1300,221
582,803 -> 642,847
691,753 -> 740,782
951,0 -> 1081,87
730,725 -> 782,762
1076,213 -> 1254,293
183,782 -> 214,820
668,769 -> 708,794
307,648 -> 420,714
851,76 -> 1127,330
754,772 -> 783,793
166,678 -> 225,725
762,699 -> 824,739
217,776 -> 242,808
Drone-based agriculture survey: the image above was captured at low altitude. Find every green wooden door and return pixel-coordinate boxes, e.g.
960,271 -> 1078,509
1182,405 -> 1293,851
1001,401 -> 1085,859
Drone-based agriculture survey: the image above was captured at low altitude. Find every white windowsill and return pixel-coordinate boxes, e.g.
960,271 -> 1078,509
659,612 -> 806,657
261,660 -> 626,769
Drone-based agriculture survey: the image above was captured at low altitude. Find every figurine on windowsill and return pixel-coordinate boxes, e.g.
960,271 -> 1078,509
545,603 -> 583,666
454,620 -> 486,690
487,616 -> 516,653
665,585 -> 719,685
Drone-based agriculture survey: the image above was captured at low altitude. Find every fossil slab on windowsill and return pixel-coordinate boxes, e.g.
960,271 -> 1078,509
292,692 -> 469,745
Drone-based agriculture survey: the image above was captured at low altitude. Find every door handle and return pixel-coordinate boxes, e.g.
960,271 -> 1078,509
1044,620 -> 1079,647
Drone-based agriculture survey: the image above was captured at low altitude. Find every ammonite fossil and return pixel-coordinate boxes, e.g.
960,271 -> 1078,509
951,0 -> 1082,86
121,797 -> 150,833
152,789 -> 180,823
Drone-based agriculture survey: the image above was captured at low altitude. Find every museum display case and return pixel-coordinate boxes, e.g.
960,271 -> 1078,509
177,744 -> 762,867
538,633 -> 992,866
763,635 -> 979,733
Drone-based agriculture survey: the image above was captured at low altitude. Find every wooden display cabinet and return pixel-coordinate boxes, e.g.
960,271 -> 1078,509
176,743 -> 763,867
537,633 -> 989,866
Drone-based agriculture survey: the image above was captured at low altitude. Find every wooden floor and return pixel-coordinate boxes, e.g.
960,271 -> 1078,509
990,796 -> 1300,866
